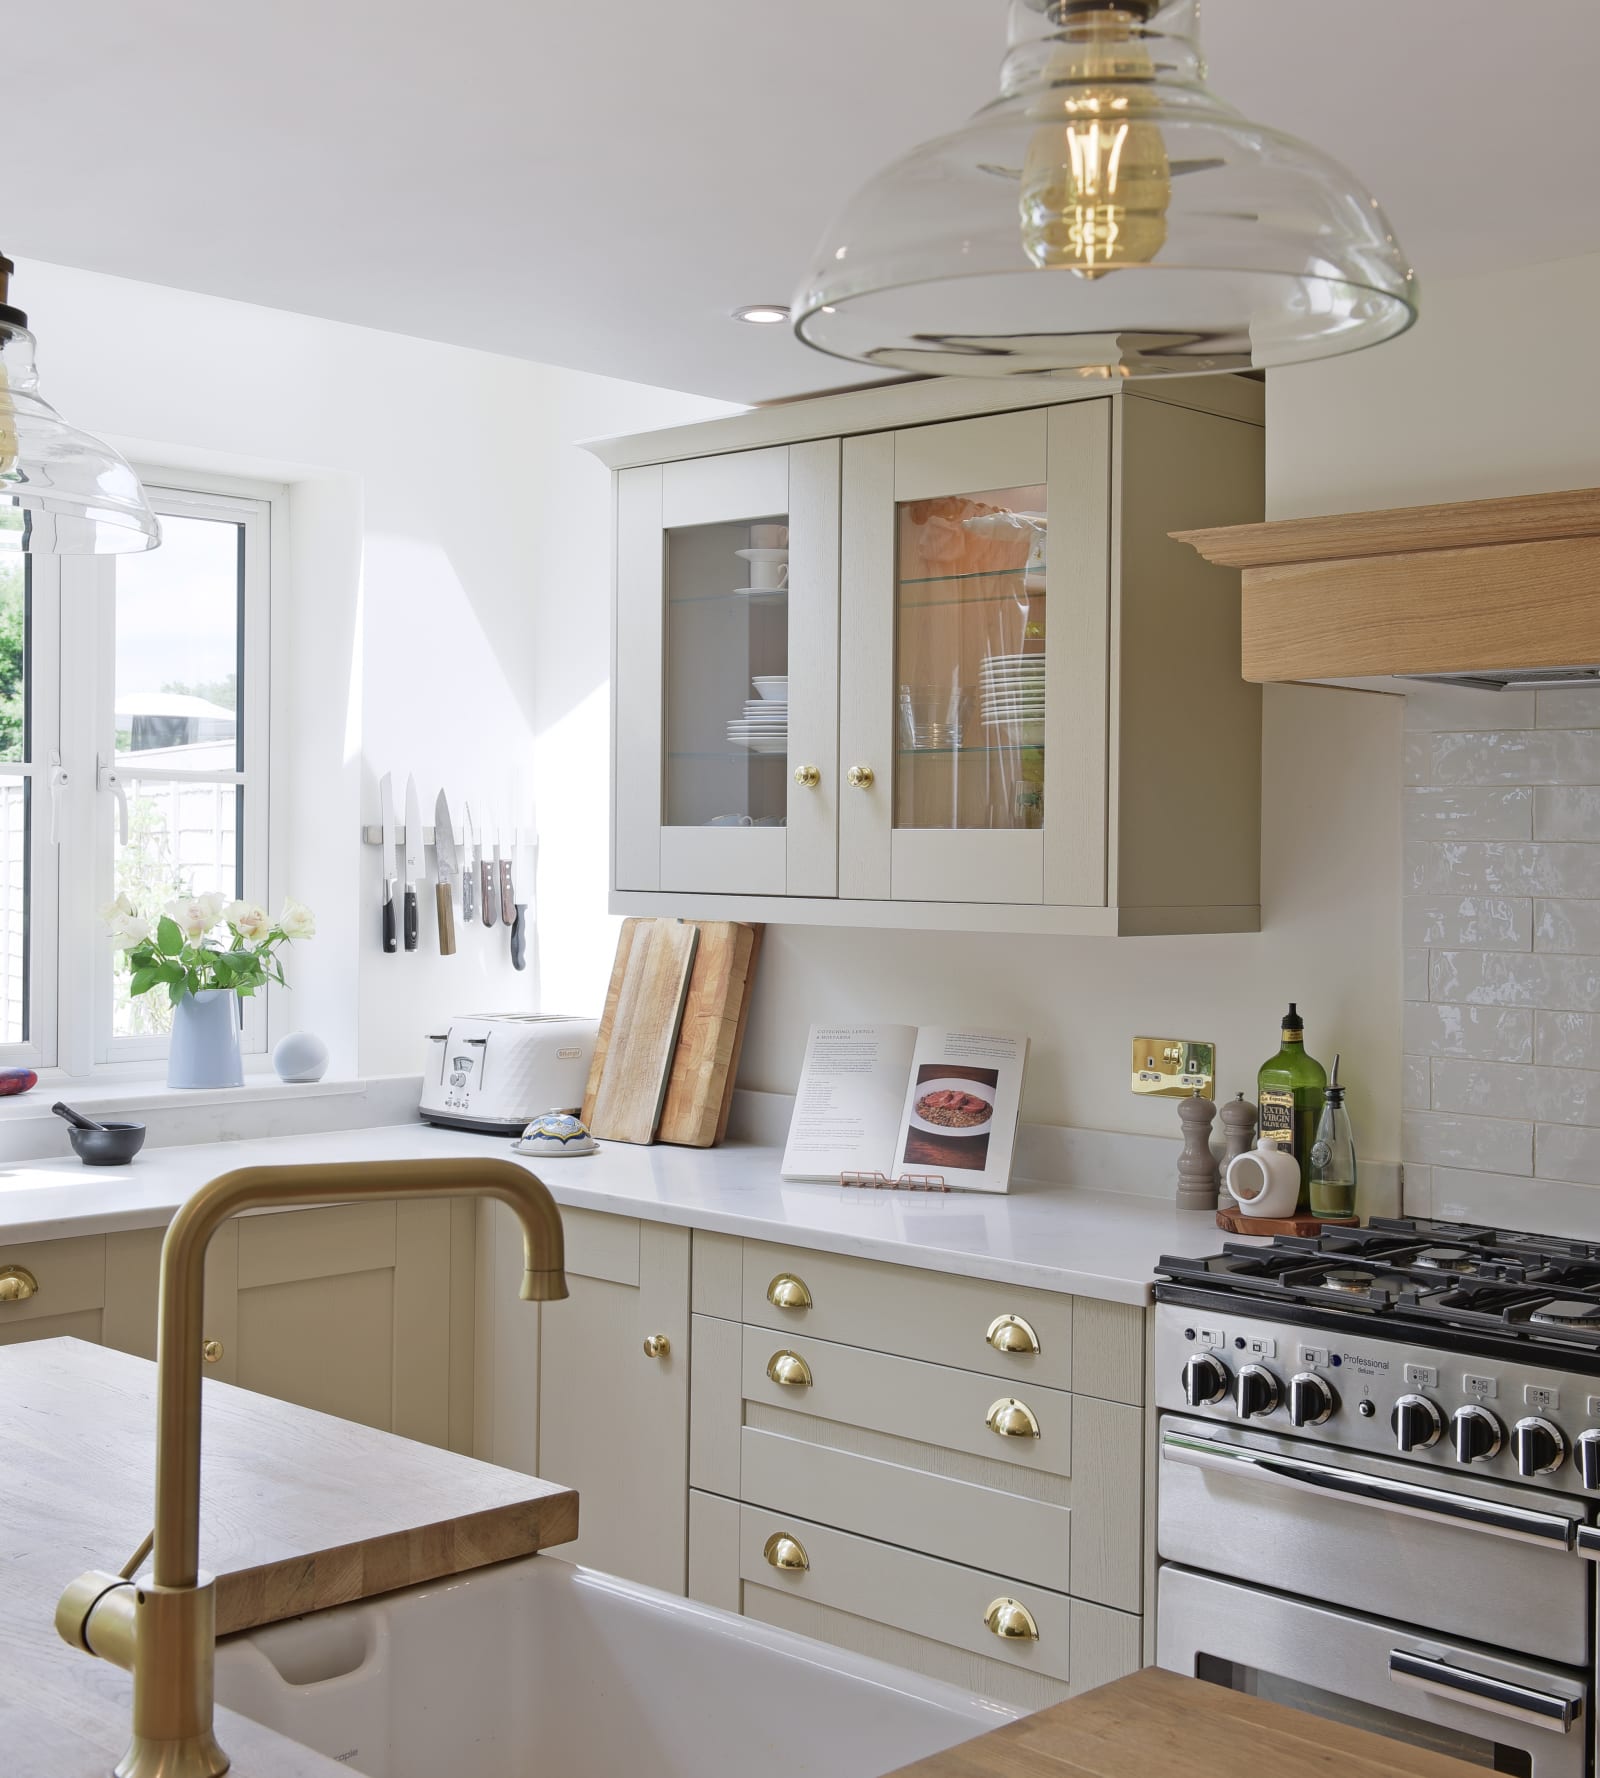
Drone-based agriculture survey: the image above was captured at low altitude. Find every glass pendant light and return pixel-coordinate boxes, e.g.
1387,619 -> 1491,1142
793,0 -> 1417,379
0,253 -> 160,553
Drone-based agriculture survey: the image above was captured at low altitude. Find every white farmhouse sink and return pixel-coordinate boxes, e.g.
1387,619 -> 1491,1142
215,1553 -> 1018,1778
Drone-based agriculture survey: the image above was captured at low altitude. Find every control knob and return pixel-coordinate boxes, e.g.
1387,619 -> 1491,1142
1288,1373 -> 1336,1427
1512,1416 -> 1567,1477
1236,1364 -> 1281,1420
1576,1429 -> 1600,1490
1390,1394 -> 1443,1452
1450,1404 -> 1503,1465
1181,1353 -> 1230,1408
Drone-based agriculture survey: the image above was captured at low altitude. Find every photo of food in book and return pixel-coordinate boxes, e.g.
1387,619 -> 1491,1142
902,1063 -> 999,1171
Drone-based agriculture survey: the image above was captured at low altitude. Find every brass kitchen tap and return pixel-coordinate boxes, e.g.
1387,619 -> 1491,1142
55,1156 -> 567,1778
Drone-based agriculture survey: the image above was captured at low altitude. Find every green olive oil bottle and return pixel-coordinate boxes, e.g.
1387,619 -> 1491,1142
1257,1004 -> 1327,1212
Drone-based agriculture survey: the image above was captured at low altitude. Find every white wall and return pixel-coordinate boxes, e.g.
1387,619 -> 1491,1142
21,257 -> 729,1076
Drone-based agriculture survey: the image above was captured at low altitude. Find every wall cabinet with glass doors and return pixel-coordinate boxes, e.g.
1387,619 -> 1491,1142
599,377 -> 1263,936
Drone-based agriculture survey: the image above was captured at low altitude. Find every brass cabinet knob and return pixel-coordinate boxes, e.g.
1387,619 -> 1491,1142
986,1397 -> 1041,1439
766,1273 -> 812,1311
642,1333 -> 671,1359
0,1265 -> 39,1303
766,1349 -> 813,1389
763,1531 -> 810,1572
793,764 -> 821,789
986,1313 -> 1041,1356
202,1340 -> 224,1364
846,765 -> 875,789
984,1597 -> 1040,1642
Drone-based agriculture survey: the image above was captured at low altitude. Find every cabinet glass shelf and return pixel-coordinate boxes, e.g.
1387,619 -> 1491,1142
668,749 -> 787,762
898,745 -> 1045,757
667,590 -> 788,608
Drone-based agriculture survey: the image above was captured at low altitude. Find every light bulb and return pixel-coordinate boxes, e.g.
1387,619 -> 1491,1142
1019,14 -> 1171,276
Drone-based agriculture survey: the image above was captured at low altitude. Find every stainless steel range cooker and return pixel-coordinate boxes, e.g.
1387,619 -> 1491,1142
1154,1216 -> 1600,1778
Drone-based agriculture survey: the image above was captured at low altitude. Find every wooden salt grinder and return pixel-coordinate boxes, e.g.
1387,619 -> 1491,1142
1177,1092 -> 1220,1212
1218,1093 -> 1259,1210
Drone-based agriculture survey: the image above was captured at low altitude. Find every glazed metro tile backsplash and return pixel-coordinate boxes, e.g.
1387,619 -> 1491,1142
1404,689 -> 1600,1235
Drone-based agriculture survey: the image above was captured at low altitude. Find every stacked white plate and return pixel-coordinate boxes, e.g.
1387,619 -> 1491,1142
980,654 -> 1044,745
726,691 -> 789,754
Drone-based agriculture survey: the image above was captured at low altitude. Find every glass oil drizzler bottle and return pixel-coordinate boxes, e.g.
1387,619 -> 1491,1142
1308,1055 -> 1357,1221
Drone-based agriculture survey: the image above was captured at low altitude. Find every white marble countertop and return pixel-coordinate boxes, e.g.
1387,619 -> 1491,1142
0,1116 -> 1231,1304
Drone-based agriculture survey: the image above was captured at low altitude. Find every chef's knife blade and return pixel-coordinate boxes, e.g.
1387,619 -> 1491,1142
509,834 -> 537,972
379,773 -> 398,954
433,790 -> 459,956
402,776 -> 423,952
498,824 -> 514,925
461,802 -> 477,923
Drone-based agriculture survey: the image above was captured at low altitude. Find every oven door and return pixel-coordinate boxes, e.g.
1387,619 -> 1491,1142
1159,1564 -> 1589,1778
1160,1414 -> 1591,1665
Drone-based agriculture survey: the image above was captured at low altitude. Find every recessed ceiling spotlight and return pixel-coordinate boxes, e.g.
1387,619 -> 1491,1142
732,304 -> 790,326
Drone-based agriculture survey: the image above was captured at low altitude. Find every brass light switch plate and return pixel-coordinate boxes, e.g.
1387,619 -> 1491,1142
1132,1037 -> 1216,1099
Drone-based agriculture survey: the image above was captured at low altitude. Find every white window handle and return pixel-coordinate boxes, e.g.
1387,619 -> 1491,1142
47,752 -> 69,846
97,754 -> 128,846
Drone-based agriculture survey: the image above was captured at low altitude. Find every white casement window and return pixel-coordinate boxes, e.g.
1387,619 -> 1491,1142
0,471 -> 281,1074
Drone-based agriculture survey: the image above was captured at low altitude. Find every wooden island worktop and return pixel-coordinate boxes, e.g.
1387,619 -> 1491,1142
0,1338 -> 578,1778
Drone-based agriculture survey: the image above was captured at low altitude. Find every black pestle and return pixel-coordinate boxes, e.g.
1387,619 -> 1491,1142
52,1101 -> 109,1133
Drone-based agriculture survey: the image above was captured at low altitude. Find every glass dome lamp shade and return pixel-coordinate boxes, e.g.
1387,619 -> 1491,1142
793,0 -> 1418,379
0,254 -> 160,554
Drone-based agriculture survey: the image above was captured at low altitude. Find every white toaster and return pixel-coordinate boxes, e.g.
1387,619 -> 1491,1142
419,1014 -> 599,1136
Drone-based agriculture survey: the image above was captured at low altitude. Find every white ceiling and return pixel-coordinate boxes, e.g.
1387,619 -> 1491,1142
14,1 -> 1600,403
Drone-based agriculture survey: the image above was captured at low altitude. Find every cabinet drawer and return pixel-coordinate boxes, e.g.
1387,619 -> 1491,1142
739,1505 -> 1073,1684
0,1235 -> 105,1330
743,1241 -> 1075,1391
742,1325 -> 1073,1479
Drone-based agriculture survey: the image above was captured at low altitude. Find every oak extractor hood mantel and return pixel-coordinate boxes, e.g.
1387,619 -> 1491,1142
1174,486 -> 1600,690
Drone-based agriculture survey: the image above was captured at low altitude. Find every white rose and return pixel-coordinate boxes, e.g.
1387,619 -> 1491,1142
196,891 -> 228,926
100,892 -> 136,927
224,900 -> 271,942
108,913 -> 151,951
277,898 -> 316,940
162,897 -> 216,942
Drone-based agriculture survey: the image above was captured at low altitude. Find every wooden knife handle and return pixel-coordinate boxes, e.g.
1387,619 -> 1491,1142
510,904 -> 527,971
482,861 -> 497,926
382,894 -> 397,955
499,859 -> 514,925
404,887 -> 418,951
436,882 -> 457,956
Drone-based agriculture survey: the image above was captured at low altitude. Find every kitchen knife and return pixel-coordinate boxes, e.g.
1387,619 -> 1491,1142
482,817 -> 498,927
509,833 -> 537,972
461,802 -> 477,924
402,775 -> 423,952
379,773 -> 398,954
499,824 -> 515,926
434,790 -> 459,956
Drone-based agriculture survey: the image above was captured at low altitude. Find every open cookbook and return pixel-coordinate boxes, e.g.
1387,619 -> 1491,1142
780,1024 -> 1029,1193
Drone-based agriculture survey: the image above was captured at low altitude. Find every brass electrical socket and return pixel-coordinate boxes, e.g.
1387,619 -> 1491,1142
1132,1037 -> 1215,1098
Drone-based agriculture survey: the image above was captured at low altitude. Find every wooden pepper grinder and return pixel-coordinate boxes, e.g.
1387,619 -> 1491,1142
1219,1093 -> 1259,1210
1176,1092 -> 1220,1212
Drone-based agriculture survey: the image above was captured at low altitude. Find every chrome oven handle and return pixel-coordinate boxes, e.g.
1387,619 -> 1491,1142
1161,1428 -> 1576,1548
1388,1650 -> 1581,1731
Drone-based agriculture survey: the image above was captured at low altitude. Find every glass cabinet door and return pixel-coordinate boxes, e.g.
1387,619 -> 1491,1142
613,442 -> 838,898
839,402 -> 1111,908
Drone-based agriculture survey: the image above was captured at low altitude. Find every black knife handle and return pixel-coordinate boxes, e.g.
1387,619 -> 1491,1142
511,904 -> 527,971
404,887 -> 418,951
383,895 -> 397,954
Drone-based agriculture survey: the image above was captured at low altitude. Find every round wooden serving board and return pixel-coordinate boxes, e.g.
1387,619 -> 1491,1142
1215,1207 -> 1360,1238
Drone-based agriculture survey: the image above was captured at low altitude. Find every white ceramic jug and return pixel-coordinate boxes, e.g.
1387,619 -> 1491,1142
1226,1137 -> 1302,1219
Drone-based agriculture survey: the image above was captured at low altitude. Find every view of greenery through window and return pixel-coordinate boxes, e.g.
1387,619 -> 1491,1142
0,559 -> 24,762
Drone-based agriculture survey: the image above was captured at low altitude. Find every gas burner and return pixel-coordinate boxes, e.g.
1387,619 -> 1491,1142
1320,1267 -> 1380,1294
1528,1300 -> 1600,1329
1412,1247 -> 1480,1271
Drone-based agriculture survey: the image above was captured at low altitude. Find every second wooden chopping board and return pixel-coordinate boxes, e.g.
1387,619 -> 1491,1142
658,921 -> 762,1147
585,918 -> 700,1144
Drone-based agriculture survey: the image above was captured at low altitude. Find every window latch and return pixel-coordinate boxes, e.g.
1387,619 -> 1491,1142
97,754 -> 129,846
47,751 -> 69,846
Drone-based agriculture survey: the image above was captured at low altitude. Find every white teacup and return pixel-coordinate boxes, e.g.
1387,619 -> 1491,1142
748,560 -> 789,591
1225,1138 -> 1302,1219
750,524 -> 788,549
706,814 -> 753,827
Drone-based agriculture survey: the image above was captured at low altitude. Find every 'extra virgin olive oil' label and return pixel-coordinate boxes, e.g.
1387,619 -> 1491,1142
1259,1090 -> 1295,1148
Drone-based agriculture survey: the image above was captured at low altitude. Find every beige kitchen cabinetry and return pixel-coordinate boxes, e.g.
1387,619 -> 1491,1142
685,1232 -> 1147,1712
595,374 -> 1264,936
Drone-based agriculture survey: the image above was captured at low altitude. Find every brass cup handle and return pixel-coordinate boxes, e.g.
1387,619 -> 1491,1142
846,765 -> 875,789
766,1349 -> 813,1389
0,1265 -> 38,1303
763,1531 -> 809,1572
984,1597 -> 1040,1642
986,1313 -> 1040,1356
202,1340 -> 224,1365
986,1397 -> 1041,1439
643,1333 -> 671,1359
766,1273 -> 812,1311
793,765 -> 821,789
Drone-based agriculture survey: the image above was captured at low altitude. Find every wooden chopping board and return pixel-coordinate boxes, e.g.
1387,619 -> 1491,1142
585,918 -> 700,1144
581,916 -> 643,1126
658,922 -> 763,1148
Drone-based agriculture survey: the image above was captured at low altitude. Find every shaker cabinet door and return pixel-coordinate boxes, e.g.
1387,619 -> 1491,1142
613,442 -> 840,899
839,403 -> 1112,908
